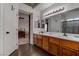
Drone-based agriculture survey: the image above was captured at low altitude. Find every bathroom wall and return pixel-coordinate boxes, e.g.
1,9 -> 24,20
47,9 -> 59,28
33,3 -> 53,33
33,9 -> 41,33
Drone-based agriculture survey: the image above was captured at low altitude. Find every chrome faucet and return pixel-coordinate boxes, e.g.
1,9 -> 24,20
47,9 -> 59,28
60,13 -> 67,36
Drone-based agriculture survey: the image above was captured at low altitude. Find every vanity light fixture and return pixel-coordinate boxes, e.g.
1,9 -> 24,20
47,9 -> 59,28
45,7 -> 65,16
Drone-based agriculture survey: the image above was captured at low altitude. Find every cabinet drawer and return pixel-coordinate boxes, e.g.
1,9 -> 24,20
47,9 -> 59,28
62,47 -> 77,56
49,42 -> 59,55
60,40 -> 78,51
49,37 -> 60,45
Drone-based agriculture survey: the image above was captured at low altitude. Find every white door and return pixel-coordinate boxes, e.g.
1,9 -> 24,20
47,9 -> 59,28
3,4 -> 18,56
0,4 -> 3,55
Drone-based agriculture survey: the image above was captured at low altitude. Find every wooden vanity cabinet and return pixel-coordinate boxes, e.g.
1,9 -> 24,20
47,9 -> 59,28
42,35 -> 49,51
49,37 -> 60,55
37,35 -> 43,48
78,51 -> 79,55
33,34 -> 43,48
61,47 -> 77,56
33,33 -> 79,56
60,39 -> 79,56
33,34 -> 37,45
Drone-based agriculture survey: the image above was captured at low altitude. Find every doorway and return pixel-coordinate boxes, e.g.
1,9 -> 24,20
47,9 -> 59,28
18,10 -> 30,45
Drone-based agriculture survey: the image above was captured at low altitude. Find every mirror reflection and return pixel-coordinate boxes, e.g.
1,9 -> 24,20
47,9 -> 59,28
44,8 -> 79,35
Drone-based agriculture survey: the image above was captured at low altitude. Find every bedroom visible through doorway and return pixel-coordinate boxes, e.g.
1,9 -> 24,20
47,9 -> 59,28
18,10 -> 30,45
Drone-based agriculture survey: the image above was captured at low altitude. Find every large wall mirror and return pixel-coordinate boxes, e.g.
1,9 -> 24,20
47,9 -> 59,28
44,8 -> 79,35
62,18 -> 79,34
62,8 -> 79,34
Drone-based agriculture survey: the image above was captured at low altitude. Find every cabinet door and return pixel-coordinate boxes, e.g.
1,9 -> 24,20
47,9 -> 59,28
62,47 -> 77,56
37,35 -> 42,48
33,34 -> 37,45
36,38 -> 39,46
49,42 -> 59,55
78,51 -> 79,56
0,4 -> 3,55
38,38 -> 42,48
43,36 -> 48,51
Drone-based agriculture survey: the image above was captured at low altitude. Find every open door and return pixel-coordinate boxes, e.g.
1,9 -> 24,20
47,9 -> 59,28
3,4 -> 18,56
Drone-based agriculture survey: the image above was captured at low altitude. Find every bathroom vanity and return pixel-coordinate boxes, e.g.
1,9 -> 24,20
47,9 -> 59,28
33,32 -> 79,56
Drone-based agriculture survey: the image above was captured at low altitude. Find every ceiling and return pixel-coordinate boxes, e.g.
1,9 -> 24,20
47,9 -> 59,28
24,3 -> 39,8
35,3 -> 54,11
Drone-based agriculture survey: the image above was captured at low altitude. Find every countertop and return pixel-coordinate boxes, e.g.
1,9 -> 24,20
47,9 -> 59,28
34,32 -> 79,42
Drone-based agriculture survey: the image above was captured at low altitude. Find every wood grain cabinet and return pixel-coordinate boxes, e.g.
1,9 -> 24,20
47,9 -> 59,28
49,37 -> 60,55
33,34 -> 37,45
42,36 -> 49,51
33,34 -> 79,56
33,34 -> 43,48
62,47 -> 77,56
60,39 -> 79,56
37,35 -> 43,48
49,42 -> 59,55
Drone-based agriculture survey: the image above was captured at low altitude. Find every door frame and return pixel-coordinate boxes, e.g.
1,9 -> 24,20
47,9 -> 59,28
18,10 -> 32,45
29,14 -> 30,44
28,13 -> 33,44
